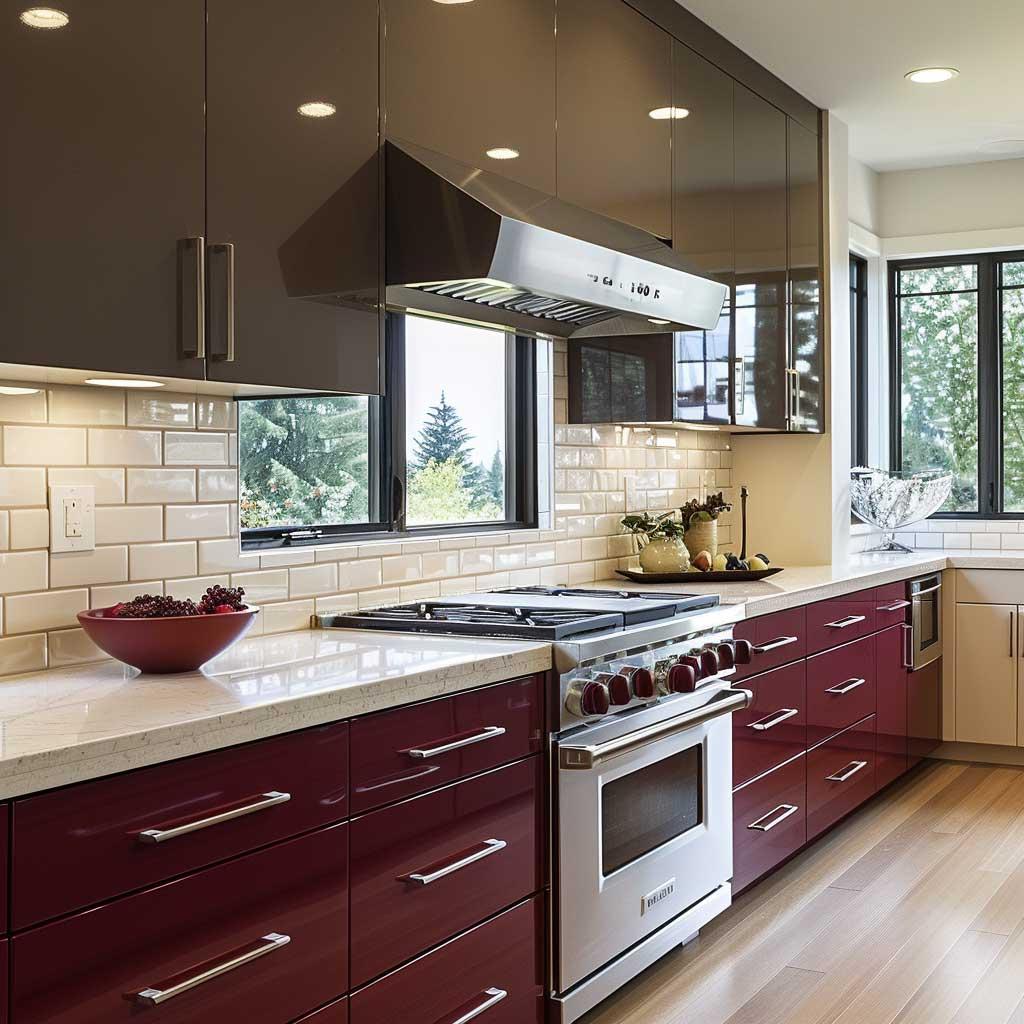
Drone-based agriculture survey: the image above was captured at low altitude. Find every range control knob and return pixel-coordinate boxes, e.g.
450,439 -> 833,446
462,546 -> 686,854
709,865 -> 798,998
624,666 -> 656,699
597,672 -> 632,706
579,681 -> 611,717
700,648 -> 720,677
733,639 -> 753,665
679,654 -> 702,681
716,642 -> 736,670
668,662 -> 697,693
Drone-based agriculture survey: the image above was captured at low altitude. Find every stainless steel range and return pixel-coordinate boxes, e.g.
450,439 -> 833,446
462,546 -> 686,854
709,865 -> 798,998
318,586 -> 753,1022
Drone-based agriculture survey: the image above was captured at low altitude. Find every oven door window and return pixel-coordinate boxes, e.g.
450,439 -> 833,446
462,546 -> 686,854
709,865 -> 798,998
917,593 -> 939,652
600,747 -> 703,876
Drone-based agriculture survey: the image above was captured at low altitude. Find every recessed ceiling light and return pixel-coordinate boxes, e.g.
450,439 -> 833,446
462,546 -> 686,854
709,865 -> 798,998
649,106 -> 690,120
85,378 -> 164,389
486,147 -> 520,160
905,67 -> 959,84
18,7 -> 68,29
0,385 -> 40,395
648,318 -> 671,326
979,139 -> 1024,155
432,0 -> 475,4
298,101 -> 336,118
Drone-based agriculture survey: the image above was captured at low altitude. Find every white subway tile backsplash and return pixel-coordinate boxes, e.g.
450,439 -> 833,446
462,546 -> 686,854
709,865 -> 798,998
165,431 -> 229,466
5,589 -> 87,633
168,575 -> 229,601
381,555 -> 422,584
9,508 -> 49,549
0,551 -> 48,594
88,429 -> 161,466
460,548 -> 494,575
0,633 -> 46,674
0,388 -> 46,424
95,506 -> 163,545
126,392 -> 196,429
47,627 -> 105,667
49,468 -> 125,504
165,504 -> 230,540
198,469 -> 237,501
130,542 -> 197,581
50,547 -> 127,588
4,426 -> 86,465
262,599 -> 314,633
289,563 -> 339,598
230,569 -> 289,604
91,580 -> 164,605
197,538 -> 256,574
0,511 -> 8,550
127,469 -> 196,504
197,399 -> 236,430
971,534 -> 1001,549
49,387 -> 125,426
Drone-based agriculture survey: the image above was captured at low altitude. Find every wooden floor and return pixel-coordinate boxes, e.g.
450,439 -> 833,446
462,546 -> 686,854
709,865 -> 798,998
581,761 -> 1024,1024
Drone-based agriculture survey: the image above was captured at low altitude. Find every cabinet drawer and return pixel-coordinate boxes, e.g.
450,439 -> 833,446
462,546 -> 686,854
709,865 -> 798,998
733,755 -> 806,893
805,591 -> 877,655
732,661 -> 806,787
12,721 -> 348,930
296,997 -> 347,1023
350,757 -> 541,987
806,634 -> 876,747
350,896 -> 543,1024
351,676 -> 542,814
807,717 -> 876,840
733,607 -> 806,681
873,582 -> 912,629
12,824 -> 348,1024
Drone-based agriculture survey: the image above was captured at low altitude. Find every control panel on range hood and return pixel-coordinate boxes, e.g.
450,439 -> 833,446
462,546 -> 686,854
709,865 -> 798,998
385,139 -> 728,338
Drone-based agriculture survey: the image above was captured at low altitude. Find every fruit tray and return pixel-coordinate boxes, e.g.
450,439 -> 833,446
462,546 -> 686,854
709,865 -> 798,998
615,567 -> 784,584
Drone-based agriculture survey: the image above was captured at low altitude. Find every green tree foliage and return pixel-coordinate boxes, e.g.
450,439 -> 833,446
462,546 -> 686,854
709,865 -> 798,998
484,446 -> 505,506
1002,276 -> 1024,509
407,458 -> 502,526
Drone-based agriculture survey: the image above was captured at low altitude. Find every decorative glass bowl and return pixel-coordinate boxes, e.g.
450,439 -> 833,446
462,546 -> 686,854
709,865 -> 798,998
850,468 -> 953,553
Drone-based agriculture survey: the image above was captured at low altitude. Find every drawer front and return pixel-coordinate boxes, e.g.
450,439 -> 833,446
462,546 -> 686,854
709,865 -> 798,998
12,825 -> 348,1024
733,607 -> 806,681
350,896 -> 543,1024
12,722 -> 348,930
296,997 -> 348,1023
351,676 -> 542,814
350,757 -> 541,987
807,717 -> 876,840
806,591 -> 877,655
732,661 -> 806,787
873,582 -> 912,629
733,755 -> 806,893
806,634 -> 876,747
876,623 -> 909,791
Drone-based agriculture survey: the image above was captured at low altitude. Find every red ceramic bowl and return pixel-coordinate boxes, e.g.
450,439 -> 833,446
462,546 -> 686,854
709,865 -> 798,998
77,606 -> 260,674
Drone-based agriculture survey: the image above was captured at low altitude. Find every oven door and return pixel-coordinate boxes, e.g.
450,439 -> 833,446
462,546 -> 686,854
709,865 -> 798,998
910,574 -> 942,670
555,687 -> 746,993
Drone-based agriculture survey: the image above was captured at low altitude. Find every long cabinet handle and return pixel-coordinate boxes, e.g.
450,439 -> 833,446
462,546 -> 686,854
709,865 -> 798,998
406,726 -> 506,760
877,600 -> 911,612
136,791 -> 291,844
824,614 -> 866,629
747,803 -> 799,832
439,988 -> 509,1024
733,355 -> 747,416
753,635 -> 799,653
825,760 -> 868,783
177,236 -> 206,359
749,708 -> 799,731
824,677 -> 866,696
131,932 -> 290,1006
401,838 -> 507,886
1012,610 -> 1016,659
902,623 -> 914,669
208,241 -> 236,362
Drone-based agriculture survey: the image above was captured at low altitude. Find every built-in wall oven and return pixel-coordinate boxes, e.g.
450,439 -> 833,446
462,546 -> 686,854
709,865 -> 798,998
908,572 -> 942,670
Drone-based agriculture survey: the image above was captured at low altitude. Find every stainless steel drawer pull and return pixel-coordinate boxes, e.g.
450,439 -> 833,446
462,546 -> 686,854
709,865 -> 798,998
131,932 -> 290,1006
443,988 -> 509,1024
402,838 -> 507,886
406,726 -> 506,759
749,708 -> 799,731
826,760 -> 868,783
824,614 -> 867,629
747,803 -> 799,832
877,600 -> 911,612
136,791 -> 291,844
824,677 -> 867,696
753,635 -> 799,653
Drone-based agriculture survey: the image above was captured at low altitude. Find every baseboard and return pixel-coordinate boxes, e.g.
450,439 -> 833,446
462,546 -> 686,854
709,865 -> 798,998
933,742 -> 1024,767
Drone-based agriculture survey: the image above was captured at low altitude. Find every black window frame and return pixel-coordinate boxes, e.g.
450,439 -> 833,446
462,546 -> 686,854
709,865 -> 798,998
850,253 -> 869,467
239,311 -> 538,551
889,249 -> 1024,518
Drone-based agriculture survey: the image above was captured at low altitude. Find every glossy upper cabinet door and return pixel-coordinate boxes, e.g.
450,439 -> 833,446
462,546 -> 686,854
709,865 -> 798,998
733,85 -> 787,430
0,1 -> 206,379
788,119 -> 823,433
384,0 -> 555,194
672,42 -> 734,424
557,0 -> 672,238
205,0 -> 381,393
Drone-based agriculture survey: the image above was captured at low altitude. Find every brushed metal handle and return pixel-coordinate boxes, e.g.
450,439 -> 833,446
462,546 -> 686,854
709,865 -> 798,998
824,614 -> 866,629
131,932 -> 290,1005
734,355 -> 747,416
208,241 -> 236,362
1012,610 -> 1016,659
902,623 -> 914,669
747,803 -> 799,832
137,791 -> 291,844
401,838 -> 507,886
177,236 -> 206,359
877,600 -> 911,612
440,988 -> 508,1024
749,708 -> 799,731
911,582 -> 942,597
826,760 -> 868,783
753,635 -> 799,653
406,726 -> 506,759
825,677 -> 866,696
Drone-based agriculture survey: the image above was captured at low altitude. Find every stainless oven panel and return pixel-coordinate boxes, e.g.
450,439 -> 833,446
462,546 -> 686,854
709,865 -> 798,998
909,573 -> 942,670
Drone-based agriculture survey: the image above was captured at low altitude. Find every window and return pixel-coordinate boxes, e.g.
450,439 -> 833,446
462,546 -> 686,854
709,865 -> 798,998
239,313 -> 537,548
850,254 -> 868,467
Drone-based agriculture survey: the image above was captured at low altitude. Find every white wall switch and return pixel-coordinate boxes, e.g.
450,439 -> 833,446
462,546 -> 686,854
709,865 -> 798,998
49,484 -> 95,553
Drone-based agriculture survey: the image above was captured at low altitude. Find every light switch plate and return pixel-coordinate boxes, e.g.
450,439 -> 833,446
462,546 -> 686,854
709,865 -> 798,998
49,484 -> 95,553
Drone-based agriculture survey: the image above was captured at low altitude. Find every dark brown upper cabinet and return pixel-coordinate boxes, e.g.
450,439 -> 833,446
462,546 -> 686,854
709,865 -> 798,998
205,0 -> 381,394
556,0 -> 672,239
383,0 -> 556,195
788,118 -> 824,433
0,0 -> 206,380
733,83 -> 788,431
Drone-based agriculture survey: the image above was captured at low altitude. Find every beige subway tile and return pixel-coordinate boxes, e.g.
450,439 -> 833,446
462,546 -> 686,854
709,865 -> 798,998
126,391 -> 196,428
229,434 -> 238,466
49,386 -> 125,426
230,569 -> 289,603
494,545 -> 526,570
166,504 -> 230,540
314,545 -> 357,563
339,559 -> 382,590
198,538 -> 257,574
0,550 -> 48,594
438,578 -> 475,597
474,571 -> 510,590
460,548 -> 493,574
381,554 -> 422,584
526,543 -> 556,567
0,633 -> 46,674
90,580 -> 163,606
421,551 -> 459,579
165,431 -> 229,466
4,426 -> 85,465
567,562 -> 596,584
314,593 -> 359,616
262,549 -> 317,567
95,506 -> 163,545
197,398 -> 236,430
9,508 -> 49,549
401,539 -> 440,554
127,468 -> 196,504
289,563 -> 338,598
0,387 -> 46,424
47,627 -> 106,667
198,468 -> 237,502
359,541 -> 404,557
130,541 -> 197,581
555,539 -> 582,563
262,599 -> 314,634
358,588 -> 400,610
400,581 -> 440,602
507,568 -> 542,587
49,467 -> 125,504
167,575 -> 229,601
581,537 -> 608,560
0,511 -> 8,550
88,428 -> 161,466
5,588 -> 88,633
50,546 -> 127,588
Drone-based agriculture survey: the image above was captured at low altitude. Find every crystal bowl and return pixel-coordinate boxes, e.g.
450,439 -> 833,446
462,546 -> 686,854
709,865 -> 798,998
850,468 -> 953,552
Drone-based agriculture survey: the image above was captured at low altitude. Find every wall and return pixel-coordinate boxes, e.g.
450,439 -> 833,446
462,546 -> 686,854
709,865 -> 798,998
0,342 -> 733,677
848,156 -> 880,236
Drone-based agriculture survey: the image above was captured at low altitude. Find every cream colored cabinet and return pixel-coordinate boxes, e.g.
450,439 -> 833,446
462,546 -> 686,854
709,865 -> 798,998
954,602 -> 1018,746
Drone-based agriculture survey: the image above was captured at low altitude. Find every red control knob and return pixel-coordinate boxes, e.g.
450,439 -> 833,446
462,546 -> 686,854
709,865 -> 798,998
733,639 -> 753,665
580,682 -> 611,717
700,648 -> 720,677
668,662 -> 697,693
627,666 -> 656,699
716,642 -> 736,670
602,673 -> 632,706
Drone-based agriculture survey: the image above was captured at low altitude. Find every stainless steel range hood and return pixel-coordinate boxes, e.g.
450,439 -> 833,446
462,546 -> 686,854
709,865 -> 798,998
386,140 -> 728,338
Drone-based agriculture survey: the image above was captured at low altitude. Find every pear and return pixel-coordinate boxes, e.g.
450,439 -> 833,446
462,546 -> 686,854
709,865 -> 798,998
749,555 -> 768,571
712,553 -> 728,572
692,550 -> 713,572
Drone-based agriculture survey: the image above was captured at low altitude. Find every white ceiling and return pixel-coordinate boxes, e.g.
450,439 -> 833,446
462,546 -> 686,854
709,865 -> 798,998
677,0 -> 1024,172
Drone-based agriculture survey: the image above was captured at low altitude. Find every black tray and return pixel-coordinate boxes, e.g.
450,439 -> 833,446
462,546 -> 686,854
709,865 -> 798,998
616,567 -> 784,584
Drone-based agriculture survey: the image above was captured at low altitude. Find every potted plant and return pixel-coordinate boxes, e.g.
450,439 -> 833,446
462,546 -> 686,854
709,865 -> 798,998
680,492 -> 733,559
621,511 -> 690,573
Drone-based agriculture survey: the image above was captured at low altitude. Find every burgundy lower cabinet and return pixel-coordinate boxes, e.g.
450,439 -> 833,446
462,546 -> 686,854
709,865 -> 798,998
0,938 -> 7,1024
805,589 -> 878,655
733,606 -> 807,682
732,754 -> 807,893
11,824 -> 349,1024
295,997 -> 348,1023
11,721 -> 349,930
908,658 -> 942,769
806,716 -> 876,840
349,676 -> 542,814
349,757 -> 541,987
875,623 -> 909,790
349,896 -> 544,1024
874,581 -> 913,631
732,661 -> 806,787
806,633 -> 876,748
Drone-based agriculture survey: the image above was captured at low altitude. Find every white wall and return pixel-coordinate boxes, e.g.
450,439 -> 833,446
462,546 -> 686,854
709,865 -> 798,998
848,156 -> 881,236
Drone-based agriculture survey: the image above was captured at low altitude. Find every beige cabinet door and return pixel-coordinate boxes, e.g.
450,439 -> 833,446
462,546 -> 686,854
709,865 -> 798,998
955,603 -> 1017,746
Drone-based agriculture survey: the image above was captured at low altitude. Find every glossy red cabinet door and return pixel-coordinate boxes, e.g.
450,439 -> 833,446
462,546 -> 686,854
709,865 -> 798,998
12,721 -> 349,929
733,607 -> 806,681
0,938 -> 7,1024
805,590 -> 877,655
732,661 -> 806,787
806,634 -> 876,747
350,896 -> 544,1024
875,623 -> 909,790
908,659 -> 942,769
350,757 -> 541,986
874,582 -> 912,630
296,997 -> 348,1023
806,717 -> 876,840
0,804 -> 8,931
12,824 -> 348,1024
350,676 -> 541,813
733,754 -> 806,892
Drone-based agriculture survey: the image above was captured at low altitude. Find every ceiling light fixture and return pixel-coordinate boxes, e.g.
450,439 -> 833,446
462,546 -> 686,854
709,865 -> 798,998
648,318 -> 671,326
486,147 -> 520,160
649,106 -> 690,120
432,0 -> 476,4
85,378 -> 164,389
297,101 -> 336,118
18,7 -> 69,28
904,67 -> 959,84
0,385 -> 40,395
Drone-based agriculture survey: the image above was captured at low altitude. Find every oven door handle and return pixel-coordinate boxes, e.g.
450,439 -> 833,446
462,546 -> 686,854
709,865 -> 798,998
558,688 -> 752,771
911,583 -> 942,597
